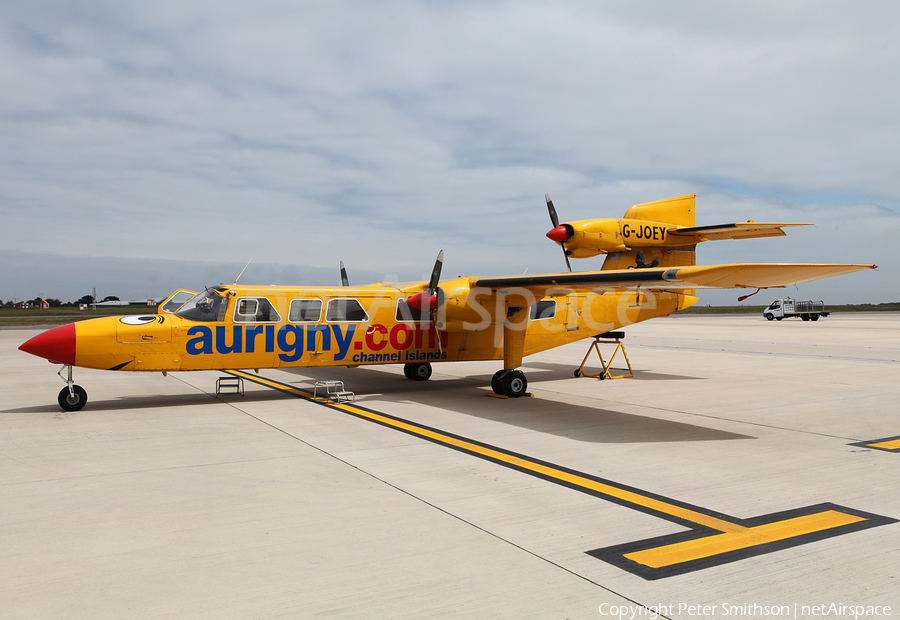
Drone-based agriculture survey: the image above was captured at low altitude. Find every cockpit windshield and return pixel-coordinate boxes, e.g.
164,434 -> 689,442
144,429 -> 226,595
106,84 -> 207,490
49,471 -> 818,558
175,289 -> 229,322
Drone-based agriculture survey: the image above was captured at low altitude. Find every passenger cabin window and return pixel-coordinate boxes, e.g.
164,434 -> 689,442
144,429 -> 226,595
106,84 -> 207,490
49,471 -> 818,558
396,298 -> 431,323
326,298 -> 368,322
234,297 -> 281,323
289,298 -> 323,323
530,300 -> 557,320
176,289 -> 229,322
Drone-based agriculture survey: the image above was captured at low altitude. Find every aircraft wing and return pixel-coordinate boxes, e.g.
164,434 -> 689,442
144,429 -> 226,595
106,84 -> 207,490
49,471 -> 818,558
666,222 -> 810,241
474,263 -> 875,294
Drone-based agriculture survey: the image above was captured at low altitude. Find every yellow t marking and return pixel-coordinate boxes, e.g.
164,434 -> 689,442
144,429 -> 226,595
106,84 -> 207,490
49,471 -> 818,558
625,510 -> 865,569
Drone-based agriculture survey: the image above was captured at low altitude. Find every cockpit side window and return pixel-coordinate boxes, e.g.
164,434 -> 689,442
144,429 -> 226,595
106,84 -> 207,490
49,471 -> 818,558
176,290 -> 229,322
234,297 -> 281,323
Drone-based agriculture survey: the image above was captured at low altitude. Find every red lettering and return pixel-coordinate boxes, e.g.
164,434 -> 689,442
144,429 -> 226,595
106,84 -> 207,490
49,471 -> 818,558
389,324 -> 412,349
365,324 -> 388,351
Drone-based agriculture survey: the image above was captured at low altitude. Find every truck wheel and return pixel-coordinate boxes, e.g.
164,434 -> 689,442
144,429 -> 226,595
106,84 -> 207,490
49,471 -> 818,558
765,313 -> 774,321
810,314 -> 819,321
801,314 -> 810,321
776,317 -> 782,321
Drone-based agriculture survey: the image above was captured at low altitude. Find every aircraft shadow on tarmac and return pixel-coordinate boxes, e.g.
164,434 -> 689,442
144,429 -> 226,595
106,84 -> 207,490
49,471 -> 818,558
276,365 -> 752,445
521,360 -> 702,381
3,365 -> 748,444
1,389 -> 292,415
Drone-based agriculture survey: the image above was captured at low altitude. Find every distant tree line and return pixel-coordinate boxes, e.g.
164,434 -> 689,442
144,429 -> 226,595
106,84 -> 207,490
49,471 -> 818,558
1,295 -> 119,307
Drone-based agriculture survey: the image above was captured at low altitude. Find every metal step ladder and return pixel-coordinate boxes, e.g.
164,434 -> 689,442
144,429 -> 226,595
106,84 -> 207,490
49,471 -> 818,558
216,376 -> 245,396
314,380 -> 355,403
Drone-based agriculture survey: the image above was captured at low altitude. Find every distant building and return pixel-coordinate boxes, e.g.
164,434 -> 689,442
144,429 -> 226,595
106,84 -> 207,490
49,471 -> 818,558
94,298 -> 160,307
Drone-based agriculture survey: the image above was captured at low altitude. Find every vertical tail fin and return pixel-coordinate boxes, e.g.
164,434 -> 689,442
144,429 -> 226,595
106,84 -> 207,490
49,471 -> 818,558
602,195 -> 696,286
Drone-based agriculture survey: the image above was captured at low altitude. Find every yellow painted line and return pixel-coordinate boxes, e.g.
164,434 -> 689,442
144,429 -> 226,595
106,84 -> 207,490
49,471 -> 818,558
868,438 -> 900,450
332,401 -> 744,532
230,370 -> 743,533
625,510 -> 866,568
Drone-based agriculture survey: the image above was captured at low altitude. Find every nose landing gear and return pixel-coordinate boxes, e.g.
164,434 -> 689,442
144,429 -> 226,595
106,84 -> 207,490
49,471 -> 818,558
57,365 -> 88,412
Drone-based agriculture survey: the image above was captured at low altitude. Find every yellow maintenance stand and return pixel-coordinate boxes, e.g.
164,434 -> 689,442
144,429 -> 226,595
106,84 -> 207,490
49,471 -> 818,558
575,331 -> 634,380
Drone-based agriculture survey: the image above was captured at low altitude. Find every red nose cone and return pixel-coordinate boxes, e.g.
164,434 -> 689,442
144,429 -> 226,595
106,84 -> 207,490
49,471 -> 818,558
407,292 -> 437,311
19,323 -> 76,365
546,225 -> 571,242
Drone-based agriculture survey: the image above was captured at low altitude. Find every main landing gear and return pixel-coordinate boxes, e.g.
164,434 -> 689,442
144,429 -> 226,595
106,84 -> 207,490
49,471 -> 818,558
403,362 -> 433,381
57,365 -> 88,412
491,369 -> 528,398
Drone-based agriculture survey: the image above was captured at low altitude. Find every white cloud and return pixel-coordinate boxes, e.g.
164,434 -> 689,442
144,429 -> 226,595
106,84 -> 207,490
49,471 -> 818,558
1,1 -> 898,303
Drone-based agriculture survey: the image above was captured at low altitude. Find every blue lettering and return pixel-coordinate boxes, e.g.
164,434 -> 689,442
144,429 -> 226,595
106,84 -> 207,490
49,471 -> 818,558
332,324 -> 356,361
245,325 -> 264,353
186,326 -> 213,355
215,325 -> 243,354
306,324 -> 331,352
277,325 -> 304,362
265,324 -> 275,353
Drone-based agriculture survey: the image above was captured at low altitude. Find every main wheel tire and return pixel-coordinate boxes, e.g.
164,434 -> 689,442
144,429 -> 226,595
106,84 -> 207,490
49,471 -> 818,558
405,362 -> 432,381
491,369 -> 509,394
765,313 -> 774,321
500,370 -> 527,398
58,385 -> 87,412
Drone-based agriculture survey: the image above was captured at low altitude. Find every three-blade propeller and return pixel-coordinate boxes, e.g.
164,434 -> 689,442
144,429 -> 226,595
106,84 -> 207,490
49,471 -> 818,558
545,194 -> 573,272
406,250 -> 444,353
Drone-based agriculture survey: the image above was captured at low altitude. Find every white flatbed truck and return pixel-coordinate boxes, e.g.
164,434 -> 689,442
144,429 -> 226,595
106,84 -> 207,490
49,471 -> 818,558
763,298 -> 830,321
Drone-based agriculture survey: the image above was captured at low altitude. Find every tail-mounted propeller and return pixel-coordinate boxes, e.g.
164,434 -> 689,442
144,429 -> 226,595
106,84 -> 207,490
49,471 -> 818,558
545,194 -> 573,272
405,250 -> 444,353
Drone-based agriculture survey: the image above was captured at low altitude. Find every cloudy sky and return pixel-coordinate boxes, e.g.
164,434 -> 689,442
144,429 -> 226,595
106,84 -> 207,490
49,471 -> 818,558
2,1 -> 898,305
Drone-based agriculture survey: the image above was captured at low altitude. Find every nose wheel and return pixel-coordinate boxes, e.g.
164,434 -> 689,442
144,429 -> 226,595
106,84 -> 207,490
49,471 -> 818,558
57,365 -> 88,411
58,385 -> 88,411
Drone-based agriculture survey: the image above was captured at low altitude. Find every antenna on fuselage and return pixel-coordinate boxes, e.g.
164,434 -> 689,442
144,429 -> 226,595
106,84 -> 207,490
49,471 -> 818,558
234,258 -> 253,285
340,261 -> 349,287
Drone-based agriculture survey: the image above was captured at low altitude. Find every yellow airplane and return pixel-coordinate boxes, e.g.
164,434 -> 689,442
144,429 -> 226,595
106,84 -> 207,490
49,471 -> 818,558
20,195 -> 875,411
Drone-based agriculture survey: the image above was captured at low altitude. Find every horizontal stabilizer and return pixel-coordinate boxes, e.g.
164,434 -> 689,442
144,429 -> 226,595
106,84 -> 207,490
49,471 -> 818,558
667,222 -> 811,242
